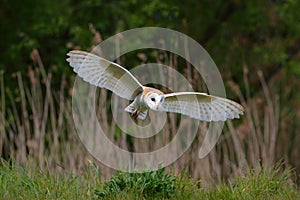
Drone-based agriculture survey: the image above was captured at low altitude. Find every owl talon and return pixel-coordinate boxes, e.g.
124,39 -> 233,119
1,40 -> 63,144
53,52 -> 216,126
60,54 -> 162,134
131,110 -> 139,119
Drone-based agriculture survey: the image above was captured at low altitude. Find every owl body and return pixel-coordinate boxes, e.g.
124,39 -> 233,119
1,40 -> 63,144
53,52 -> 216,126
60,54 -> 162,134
125,87 -> 164,120
124,92 -> 148,120
67,50 -> 244,122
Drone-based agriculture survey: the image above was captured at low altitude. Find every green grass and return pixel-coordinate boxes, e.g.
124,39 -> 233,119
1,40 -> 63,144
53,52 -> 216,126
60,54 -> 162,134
0,159 -> 100,199
204,166 -> 299,200
0,159 -> 299,200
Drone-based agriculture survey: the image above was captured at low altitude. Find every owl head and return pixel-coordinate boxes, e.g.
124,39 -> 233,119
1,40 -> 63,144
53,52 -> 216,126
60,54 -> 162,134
145,92 -> 165,110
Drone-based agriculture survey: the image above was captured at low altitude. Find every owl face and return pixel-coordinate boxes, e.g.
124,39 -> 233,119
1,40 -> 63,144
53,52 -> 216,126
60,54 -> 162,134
145,92 -> 165,110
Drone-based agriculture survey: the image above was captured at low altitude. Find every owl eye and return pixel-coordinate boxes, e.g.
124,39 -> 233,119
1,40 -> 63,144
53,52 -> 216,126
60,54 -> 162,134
151,97 -> 156,102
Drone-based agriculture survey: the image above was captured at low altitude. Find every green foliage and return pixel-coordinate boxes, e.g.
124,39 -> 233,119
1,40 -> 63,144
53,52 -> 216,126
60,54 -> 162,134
0,0 -> 179,72
1,0 -> 299,74
1,0 -> 300,101
95,167 -> 180,199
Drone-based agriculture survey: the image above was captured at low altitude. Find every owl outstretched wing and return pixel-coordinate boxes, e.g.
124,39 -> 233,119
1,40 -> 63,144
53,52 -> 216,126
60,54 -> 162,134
159,92 -> 244,122
66,50 -> 143,100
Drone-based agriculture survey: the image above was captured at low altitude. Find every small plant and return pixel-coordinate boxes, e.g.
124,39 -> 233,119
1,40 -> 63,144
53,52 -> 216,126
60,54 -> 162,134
95,167 -> 179,199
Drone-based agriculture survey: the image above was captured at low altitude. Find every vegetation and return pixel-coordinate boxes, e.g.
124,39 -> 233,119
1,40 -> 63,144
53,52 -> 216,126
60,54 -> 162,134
0,45 -> 298,184
0,159 -> 99,199
95,167 -> 179,199
0,159 -> 298,199
0,0 -> 300,199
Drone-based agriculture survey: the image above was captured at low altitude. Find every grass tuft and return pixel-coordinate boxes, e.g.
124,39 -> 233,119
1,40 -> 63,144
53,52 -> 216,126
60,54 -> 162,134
205,165 -> 299,200
95,167 -> 181,199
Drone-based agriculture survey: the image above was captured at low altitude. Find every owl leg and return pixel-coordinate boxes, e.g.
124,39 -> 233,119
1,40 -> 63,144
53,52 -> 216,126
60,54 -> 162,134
125,103 -> 139,119
125,102 -> 149,122
137,109 -> 148,120
132,110 -> 151,126
131,109 -> 139,119
125,103 -> 135,113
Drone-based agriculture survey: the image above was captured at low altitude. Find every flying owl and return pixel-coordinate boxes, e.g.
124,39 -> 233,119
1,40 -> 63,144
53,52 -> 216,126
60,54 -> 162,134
66,50 -> 244,122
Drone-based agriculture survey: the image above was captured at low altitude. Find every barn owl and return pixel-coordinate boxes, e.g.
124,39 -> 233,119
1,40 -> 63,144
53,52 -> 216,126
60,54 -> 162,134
66,50 -> 244,122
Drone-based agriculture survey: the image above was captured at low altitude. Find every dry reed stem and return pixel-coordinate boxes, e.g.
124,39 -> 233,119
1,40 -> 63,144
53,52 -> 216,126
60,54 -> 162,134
0,71 -> 6,156
0,48 -> 289,184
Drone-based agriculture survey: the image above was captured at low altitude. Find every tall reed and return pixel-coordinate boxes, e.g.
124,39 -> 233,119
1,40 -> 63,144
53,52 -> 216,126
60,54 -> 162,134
0,49 -> 298,185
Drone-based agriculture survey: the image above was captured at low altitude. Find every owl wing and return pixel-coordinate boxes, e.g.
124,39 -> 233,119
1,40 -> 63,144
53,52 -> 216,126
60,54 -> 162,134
66,50 -> 143,100
159,92 -> 244,122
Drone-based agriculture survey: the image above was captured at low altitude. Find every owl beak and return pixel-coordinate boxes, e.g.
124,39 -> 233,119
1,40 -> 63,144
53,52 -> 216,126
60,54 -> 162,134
155,96 -> 164,110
